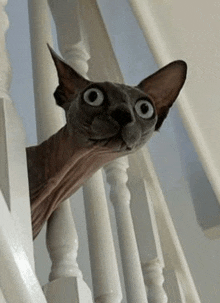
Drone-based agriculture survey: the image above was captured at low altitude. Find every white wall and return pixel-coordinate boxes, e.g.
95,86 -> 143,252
5,0 -> 220,302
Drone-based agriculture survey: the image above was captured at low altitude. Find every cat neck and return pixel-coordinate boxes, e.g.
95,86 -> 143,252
27,125 -> 86,180
26,125 -> 118,238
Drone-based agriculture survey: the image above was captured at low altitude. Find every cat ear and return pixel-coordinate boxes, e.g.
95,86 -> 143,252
48,44 -> 90,110
137,60 -> 187,130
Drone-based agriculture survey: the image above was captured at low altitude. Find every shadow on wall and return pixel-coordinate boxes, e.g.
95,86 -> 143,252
172,107 -> 220,238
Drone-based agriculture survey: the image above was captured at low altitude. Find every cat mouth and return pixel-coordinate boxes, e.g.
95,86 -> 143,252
88,134 -> 133,152
88,121 -> 142,152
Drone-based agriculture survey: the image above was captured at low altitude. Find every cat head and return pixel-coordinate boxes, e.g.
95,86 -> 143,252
48,45 -> 187,153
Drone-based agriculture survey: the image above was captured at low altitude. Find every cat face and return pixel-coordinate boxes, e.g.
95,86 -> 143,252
48,45 -> 187,153
65,81 -> 157,152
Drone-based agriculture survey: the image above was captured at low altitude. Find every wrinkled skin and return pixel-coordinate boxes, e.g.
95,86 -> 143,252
27,47 -> 187,239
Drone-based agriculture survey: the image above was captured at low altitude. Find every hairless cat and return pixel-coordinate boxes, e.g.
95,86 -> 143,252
26,46 -> 187,238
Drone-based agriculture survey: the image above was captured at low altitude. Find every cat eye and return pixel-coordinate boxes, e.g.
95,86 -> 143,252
83,88 -> 104,106
135,99 -> 154,119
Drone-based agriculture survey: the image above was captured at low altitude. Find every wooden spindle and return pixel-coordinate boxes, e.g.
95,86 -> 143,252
104,157 -> 148,303
47,2 -> 123,301
143,260 -> 167,303
48,0 -> 90,79
128,152 -> 167,302
46,200 -> 82,281
83,170 -> 123,303
28,3 -> 93,302
44,202 -> 93,303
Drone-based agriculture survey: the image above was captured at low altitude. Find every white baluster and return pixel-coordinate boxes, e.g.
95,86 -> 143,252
78,0 -> 123,83
48,0 -> 90,78
104,157 -> 148,303
127,152 -> 167,302
83,170 -> 123,303
44,199 -> 94,302
142,260 -> 167,303
46,200 -> 82,281
28,0 -> 64,142
48,1 -> 123,301
45,0 -> 90,282
0,0 -> 11,100
28,1 -> 93,301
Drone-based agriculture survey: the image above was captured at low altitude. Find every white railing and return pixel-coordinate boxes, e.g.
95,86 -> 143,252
0,0 -> 203,302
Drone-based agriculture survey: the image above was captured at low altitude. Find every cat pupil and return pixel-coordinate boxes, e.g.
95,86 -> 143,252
141,103 -> 149,114
88,91 -> 98,102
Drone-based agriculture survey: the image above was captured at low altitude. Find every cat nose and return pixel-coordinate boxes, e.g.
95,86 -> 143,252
111,108 -> 133,126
